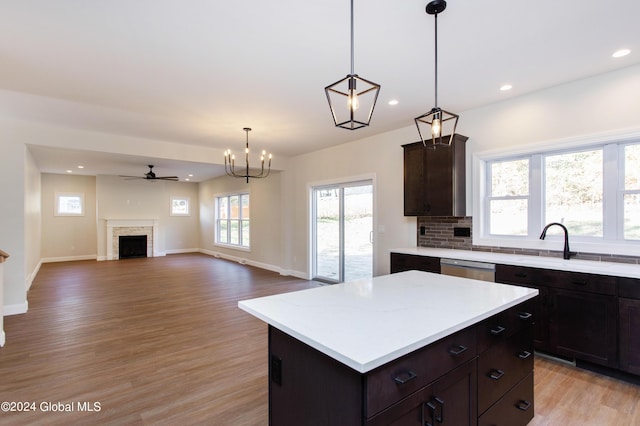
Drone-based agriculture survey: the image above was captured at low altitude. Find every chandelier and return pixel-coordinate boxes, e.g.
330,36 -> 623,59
224,128 -> 271,183
325,0 -> 381,130
414,0 -> 459,147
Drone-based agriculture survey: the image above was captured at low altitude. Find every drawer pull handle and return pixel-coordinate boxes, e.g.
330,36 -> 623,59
518,312 -> 533,320
572,280 -> 587,286
393,370 -> 417,385
517,400 -> 532,411
448,345 -> 467,356
489,369 -> 505,380
490,325 -> 506,335
518,350 -> 532,360
515,272 -> 528,278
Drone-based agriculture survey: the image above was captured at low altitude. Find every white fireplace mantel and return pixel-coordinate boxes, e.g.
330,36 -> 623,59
106,219 -> 159,260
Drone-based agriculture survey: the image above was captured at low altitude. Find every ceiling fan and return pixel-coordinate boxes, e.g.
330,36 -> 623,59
120,165 -> 179,181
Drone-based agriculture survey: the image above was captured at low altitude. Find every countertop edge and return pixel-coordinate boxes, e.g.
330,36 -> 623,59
239,289 -> 538,374
391,247 -> 640,279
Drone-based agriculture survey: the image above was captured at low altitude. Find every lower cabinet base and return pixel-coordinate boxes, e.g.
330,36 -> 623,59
479,373 -> 534,426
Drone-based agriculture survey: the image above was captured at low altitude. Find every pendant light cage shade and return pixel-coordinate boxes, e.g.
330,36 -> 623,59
414,0 -> 460,148
325,74 -> 381,130
415,107 -> 459,148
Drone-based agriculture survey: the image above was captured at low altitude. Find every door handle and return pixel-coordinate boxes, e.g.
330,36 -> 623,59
369,230 -> 373,244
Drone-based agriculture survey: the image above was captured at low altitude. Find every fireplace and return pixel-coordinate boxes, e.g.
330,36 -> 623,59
105,219 -> 159,260
119,235 -> 148,259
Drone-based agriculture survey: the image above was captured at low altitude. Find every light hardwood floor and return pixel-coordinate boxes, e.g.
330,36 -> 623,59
0,254 -> 638,425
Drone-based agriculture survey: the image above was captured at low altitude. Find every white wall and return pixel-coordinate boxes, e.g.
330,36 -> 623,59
198,172 -> 285,273
285,126 -> 419,277
458,64 -> 640,212
96,175 -> 200,259
24,149 -> 42,290
41,174 -> 97,261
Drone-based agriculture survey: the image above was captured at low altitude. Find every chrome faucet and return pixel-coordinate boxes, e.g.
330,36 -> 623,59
539,222 -> 576,260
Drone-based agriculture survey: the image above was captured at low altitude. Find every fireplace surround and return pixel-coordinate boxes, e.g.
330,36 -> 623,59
106,219 -> 159,260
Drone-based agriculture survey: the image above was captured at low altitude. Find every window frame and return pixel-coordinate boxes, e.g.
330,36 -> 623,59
55,192 -> 85,216
215,192 -> 250,250
170,196 -> 190,216
473,131 -> 640,257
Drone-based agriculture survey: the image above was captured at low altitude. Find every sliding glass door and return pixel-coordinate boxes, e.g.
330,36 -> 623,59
312,180 -> 373,283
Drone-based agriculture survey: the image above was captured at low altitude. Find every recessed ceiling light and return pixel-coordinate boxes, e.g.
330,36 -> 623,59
77,165 -> 84,169
185,178 -> 190,181
499,84 -> 513,92
612,48 -> 631,58
188,174 -> 193,177
66,170 -> 73,173
388,99 -> 399,106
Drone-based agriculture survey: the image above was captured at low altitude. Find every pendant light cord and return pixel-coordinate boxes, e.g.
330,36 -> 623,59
434,12 -> 438,108
350,0 -> 355,75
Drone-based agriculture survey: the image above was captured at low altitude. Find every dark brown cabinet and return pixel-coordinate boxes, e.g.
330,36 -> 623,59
403,134 -> 467,216
268,300 -> 534,425
390,252 -> 440,274
619,278 -> 640,375
496,264 -> 619,368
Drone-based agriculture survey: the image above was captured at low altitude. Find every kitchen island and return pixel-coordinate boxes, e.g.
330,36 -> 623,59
239,270 -> 538,425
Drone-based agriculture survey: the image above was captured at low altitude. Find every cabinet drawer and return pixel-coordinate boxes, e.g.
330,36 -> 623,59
365,326 -> 476,418
390,253 -> 440,274
619,277 -> 640,299
495,265 -> 537,286
546,270 -> 617,295
477,300 -> 535,353
479,372 -> 534,426
478,328 -> 534,414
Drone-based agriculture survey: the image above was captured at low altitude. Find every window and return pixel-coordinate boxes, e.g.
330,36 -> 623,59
216,193 -> 250,248
170,197 -> 190,216
488,158 -> 529,236
623,144 -> 640,240
477,139 -> 640,254
55,192 -> 84,216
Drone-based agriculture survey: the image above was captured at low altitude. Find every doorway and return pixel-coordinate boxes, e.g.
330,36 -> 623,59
312,180 -> 373,283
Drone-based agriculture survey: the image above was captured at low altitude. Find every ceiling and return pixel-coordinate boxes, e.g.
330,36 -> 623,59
2,0 -> 639,182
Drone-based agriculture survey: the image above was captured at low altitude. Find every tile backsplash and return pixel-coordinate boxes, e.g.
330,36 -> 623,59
417,216 -> 640,265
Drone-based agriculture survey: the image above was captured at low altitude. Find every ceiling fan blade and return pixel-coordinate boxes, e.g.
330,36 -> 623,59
156,176 -> 179,180
119,175 -> 145,179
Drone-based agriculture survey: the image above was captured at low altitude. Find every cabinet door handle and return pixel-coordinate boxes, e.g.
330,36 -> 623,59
448,345 -> 467,356
572,280 -> 587,286
490,325 -> 506,335
515,272 -> 528,278
518,312 -> 533,320
393,370 -> 417,385
517,400 -> 532,411
518,350 -> 532,359
423,401 -> 436,426
489,369 -> 505,380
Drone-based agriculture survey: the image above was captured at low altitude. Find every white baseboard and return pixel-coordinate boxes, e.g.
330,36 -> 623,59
198,249 -> 308,278
41,255 -> 97,263
4,301 -> 28,316
165,248 -> 199,255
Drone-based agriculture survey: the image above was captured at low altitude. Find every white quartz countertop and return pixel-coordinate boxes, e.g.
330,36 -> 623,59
392,247 -> 640,279
238,270 -> 538,373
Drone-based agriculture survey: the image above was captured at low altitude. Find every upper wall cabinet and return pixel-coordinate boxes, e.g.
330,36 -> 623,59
403,134 -> 467,216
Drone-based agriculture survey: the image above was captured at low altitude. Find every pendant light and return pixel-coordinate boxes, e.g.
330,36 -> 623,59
414,0 -> 459,147
223,128 -> 272,183
325,0 -> 381,130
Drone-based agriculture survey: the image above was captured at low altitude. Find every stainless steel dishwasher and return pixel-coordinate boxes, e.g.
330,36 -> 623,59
440,258 -> 496,282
